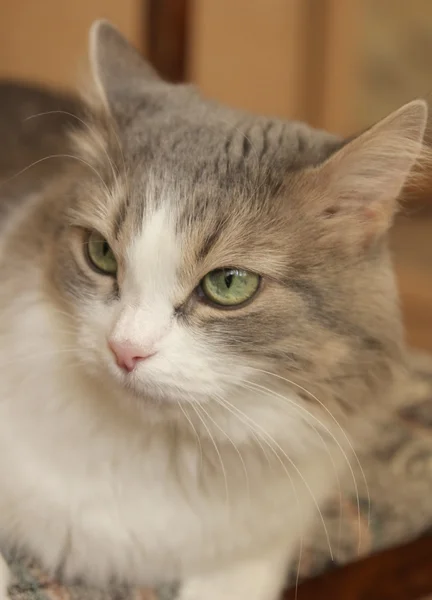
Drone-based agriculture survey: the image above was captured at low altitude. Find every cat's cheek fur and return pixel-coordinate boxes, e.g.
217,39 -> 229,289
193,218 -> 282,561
78,295 -> 246,402
70,301 -> 119,376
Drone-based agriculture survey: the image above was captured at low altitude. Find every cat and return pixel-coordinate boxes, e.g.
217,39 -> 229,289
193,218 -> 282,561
0,20 -> 428,600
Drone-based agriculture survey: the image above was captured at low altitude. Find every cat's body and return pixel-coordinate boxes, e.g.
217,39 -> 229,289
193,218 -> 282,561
0,22 -> 427,600
0,79 -> 335,599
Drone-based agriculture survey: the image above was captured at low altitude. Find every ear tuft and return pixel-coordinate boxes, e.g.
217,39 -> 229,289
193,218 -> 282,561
89,20 -> 161,111
314,99 -> 428,243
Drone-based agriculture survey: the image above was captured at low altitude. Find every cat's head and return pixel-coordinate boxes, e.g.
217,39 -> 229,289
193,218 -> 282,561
48,22 -> 427,428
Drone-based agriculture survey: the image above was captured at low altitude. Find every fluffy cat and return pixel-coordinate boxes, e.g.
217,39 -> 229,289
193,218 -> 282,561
0,20 -> 428,600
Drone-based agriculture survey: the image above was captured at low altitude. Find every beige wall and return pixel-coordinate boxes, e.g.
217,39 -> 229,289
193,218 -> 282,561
4,0 -> 427,136
0,0 -> 145,89
189,0 -> 307,121
0,0 -> 359,134
189,0 -> 359,135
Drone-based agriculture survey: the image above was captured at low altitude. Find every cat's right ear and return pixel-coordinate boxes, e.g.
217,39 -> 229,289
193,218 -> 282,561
89,20 -> 162,111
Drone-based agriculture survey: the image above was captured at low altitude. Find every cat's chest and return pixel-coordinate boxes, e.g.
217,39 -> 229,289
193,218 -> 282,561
0,308 -> 331,584
0,359 -> 304,584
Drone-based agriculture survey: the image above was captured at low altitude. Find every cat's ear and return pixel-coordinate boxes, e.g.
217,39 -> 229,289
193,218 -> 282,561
89,20 -> 162,110
312,100 -> 427,245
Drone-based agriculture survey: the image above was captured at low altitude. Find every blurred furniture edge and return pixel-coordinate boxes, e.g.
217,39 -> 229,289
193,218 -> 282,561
147,0 -> 189,82
284,534 -> 432,600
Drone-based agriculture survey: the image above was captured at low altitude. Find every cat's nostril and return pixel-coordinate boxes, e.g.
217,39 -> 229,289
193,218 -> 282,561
108,340 -> 155,373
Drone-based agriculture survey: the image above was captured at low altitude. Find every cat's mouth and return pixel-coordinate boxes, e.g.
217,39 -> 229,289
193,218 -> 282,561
102,341 -> 224,407
109,364 -> 211,407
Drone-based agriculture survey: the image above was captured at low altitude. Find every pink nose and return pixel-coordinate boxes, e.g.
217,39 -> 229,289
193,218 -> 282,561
108,340 -> 155,373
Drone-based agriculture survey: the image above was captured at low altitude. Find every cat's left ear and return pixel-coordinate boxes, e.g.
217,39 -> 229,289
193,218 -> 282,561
89,20 -> 163,111
311,100 -> 427,245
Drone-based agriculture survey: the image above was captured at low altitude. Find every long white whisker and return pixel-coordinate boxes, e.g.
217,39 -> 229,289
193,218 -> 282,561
202,398 -> 251,499
211,392 -> 272,468
243,379 -> 356,554
240,379 -> 344,550
25,111 -> 120,184
176,400 -> 203,472
217,389 -> 333,559
188,402 -> 229,506
211,393 -> 305,590
0,154 -> 111,197
247,367 -> 370,550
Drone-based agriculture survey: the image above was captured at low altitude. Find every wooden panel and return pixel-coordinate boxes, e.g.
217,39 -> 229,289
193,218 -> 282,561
0,0 -> 146,89
284,535 -> 432,600
147,0 -> 189,82
189,0 -> 308,119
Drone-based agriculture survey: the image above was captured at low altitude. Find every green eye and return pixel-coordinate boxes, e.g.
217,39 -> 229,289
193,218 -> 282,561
86,230 -> 117,275
200,268 -> 260,307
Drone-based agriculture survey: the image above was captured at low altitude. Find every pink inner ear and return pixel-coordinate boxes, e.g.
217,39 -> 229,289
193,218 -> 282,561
364,206 -> 379,219
314,100 -> 427,242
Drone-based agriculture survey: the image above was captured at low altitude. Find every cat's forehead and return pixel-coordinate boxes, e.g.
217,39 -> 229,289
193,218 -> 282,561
107,166 -> 308,293
118,90 -> 341,188
107,98 -> 341,239
72,89 -> 341,269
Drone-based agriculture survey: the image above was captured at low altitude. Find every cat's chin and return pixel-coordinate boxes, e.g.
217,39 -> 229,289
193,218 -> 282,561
111,372 -> 212,410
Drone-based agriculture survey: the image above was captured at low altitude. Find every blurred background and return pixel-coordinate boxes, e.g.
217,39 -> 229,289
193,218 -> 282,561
0,0 -> 431,350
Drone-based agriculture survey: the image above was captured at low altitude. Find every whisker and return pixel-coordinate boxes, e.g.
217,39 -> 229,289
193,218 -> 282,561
0,154 -> 111,197
211,392 -> 273,468
176,399 -> 203,472
188,402 -> 230,506
216,389 -> 333,559
202,397 -> 251,499
240,379 -> 343,549
247,367 -> 370,550
211,393 -> 306,585
25,110 -> 120,184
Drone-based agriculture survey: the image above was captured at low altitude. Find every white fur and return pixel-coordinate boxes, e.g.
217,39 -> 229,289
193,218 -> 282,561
110,207 -> 179,356
0,206 -> 342,600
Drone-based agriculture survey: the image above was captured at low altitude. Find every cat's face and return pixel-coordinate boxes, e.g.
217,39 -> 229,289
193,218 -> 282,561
56,168 -> 337,406
48,22 -> 426,418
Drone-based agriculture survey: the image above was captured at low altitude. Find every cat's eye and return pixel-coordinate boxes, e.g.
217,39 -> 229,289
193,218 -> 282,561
200,268 -> 260,307
86,230 -> 117,275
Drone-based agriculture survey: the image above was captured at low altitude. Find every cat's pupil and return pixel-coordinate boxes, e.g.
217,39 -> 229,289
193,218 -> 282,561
102,241 -> 110,256
224,273 -> 233,288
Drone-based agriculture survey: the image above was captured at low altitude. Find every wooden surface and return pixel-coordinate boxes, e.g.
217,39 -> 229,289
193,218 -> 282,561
392,203 -> 432,352
147,0 -> 189,81
284,535 -> 432,600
